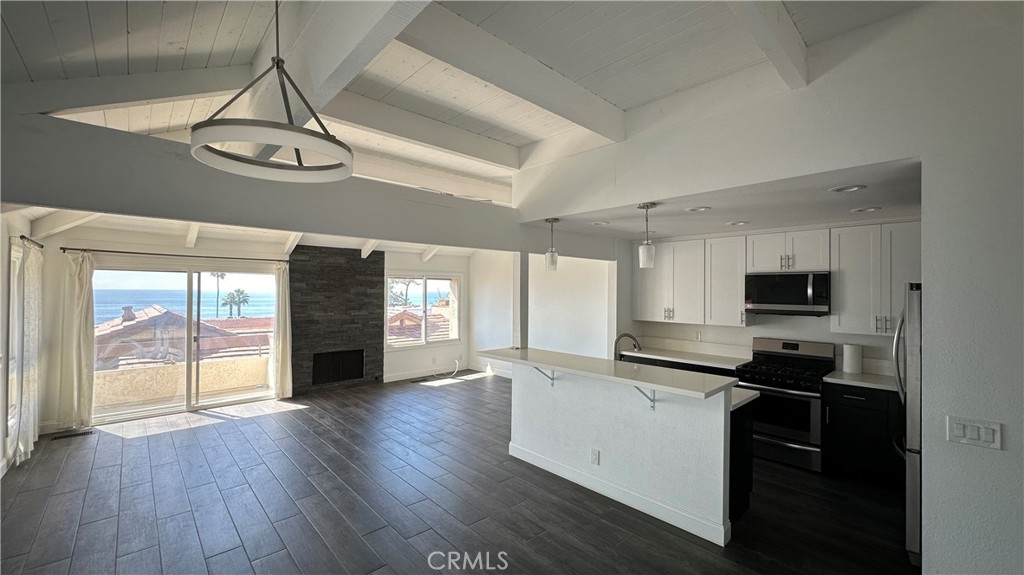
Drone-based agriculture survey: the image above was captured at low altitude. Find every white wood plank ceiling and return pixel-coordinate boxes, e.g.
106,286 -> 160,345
782,1 -> 923,46
440,1 -> 768,110
347,40 -> 579,147
1,1 -> 276,83
52,94 -> 243,136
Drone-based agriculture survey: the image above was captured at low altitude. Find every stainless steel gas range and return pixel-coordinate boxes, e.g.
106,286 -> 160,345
735,338 -> 835,472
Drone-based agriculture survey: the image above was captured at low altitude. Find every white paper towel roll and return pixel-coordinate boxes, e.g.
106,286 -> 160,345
843,344 -> 863,374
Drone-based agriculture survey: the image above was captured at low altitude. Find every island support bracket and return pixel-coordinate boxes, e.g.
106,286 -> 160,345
532,366 -> 555,386
634,386 -> 656,410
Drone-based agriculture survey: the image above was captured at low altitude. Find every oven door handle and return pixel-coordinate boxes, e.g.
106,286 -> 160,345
737,382 -> 821,398
753,434 -> 822,452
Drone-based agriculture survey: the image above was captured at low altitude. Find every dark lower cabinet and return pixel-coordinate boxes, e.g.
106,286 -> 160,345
822,383 -> 904,488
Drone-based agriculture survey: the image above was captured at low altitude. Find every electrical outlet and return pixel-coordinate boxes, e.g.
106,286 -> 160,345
590,448 -> 600,465
947,416 -> 1002,450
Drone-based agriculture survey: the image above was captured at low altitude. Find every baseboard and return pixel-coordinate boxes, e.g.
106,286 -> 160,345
385,365 -> 474,383
40,421 -> 67,435
508,443 -> 730,546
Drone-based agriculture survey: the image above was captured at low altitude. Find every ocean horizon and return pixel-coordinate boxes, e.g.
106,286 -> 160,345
94,289 -> 276,325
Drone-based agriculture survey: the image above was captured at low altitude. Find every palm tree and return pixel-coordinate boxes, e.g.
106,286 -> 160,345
210,272 -> 226,317
232,288 -> 251,317
221,292 -> 239,318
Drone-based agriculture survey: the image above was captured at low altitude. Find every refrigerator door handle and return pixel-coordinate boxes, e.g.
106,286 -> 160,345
892,310 -> 906,405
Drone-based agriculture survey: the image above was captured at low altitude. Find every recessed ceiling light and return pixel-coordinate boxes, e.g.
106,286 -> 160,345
685,206 -> 712,213
726,221 -> 748,226
850,206 -> 882,213
591,221 -> 610,226
830,184 -> 868,193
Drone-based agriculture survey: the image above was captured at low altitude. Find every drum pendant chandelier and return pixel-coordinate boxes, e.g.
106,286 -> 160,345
190,1 -> 353,183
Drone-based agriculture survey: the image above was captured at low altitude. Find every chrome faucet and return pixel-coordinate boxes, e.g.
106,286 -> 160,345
614,332 -> 642,355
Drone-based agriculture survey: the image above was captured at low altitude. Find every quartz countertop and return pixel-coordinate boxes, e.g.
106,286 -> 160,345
731,388 -> 759,410
480,347 -> 738,399
619,347 -> 749,370
824,371 -> 899,392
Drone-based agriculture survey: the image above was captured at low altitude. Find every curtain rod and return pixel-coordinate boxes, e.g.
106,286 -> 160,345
19,235 -> 44,249
59,246 -> 288,264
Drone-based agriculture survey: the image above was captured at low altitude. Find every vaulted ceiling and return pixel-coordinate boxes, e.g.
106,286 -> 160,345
3,1 -> 924,209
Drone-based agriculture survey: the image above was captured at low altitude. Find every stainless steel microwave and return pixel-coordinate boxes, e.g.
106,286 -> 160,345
745,272 -> 830,316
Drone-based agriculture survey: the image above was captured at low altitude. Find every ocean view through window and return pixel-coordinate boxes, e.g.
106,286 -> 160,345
92,269 -> 277,420
387,275 -> 459,347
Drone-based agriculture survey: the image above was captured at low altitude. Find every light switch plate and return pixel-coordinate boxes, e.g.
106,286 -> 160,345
946,416 -> 1002,450
590,448 -> 600,465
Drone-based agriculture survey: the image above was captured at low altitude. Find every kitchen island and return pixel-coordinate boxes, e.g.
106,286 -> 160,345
479,347 -> 741,546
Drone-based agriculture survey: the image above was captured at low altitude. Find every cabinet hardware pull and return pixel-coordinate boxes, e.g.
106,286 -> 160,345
780,254 -> 784,270
875,316 -> 881,332
826,406 -> 830,424
884,316 -> 891,331
842,394 -> 867,401
787,254 -> 793,269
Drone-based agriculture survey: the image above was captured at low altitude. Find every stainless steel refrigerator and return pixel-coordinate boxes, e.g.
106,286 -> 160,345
893,282 -> 922,566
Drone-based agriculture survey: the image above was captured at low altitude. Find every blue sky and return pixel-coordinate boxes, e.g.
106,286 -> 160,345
93,270 -> 275,292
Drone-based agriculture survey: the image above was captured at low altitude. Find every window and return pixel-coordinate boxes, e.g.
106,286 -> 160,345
387,275 -> 459,347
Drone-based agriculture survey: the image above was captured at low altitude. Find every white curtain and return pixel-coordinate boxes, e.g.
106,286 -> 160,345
61,252 -> 94,428
13,244 -> 42,464
272,262 -> 292,398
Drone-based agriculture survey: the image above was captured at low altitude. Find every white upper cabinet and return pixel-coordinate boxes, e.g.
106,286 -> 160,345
787,229 -> 831,271
634,240 -> 704,323
746,233 -> 788,273
830,225 -> 883,334
880,221 -> 922,332
671,240 -> 705,324
747,229 -> 829,272
705,236 -> 746,327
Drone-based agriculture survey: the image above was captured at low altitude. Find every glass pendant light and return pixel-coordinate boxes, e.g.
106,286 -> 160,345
544,218 -> 560,271
638,203 -> 656,269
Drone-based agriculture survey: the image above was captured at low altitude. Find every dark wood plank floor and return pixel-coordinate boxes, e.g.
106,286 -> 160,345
1,372 -> 916,575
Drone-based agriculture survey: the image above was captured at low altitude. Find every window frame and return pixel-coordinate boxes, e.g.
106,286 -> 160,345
384,271 -> 463,351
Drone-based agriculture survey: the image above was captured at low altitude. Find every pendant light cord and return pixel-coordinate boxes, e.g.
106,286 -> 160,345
550,220 -> 555,250
644,205 -> 650,243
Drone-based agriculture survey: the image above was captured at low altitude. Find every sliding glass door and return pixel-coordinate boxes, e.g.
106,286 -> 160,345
91,263 -> 278,423
192,271 -> 276,406
93,270 -> 190,419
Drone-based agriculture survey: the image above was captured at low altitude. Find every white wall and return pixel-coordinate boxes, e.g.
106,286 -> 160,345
511,364 -> 730,544
528,254 -> 615,359
468,250 -> 514,377
514,4 -> 1024,572
383,251 -> 469,382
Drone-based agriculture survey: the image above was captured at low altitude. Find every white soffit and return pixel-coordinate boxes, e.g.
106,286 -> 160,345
440,1 -> 767,110
782,1 -> 924,46
346,40 -> 580,147
1,1 -> 275,83
550,159 -> 923,239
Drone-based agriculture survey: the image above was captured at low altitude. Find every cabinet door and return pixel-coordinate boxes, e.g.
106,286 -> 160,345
822,401 -> 890,481
830,225 -> 882,334
880,221 -> 921,333
670,240 -> 704,323
787,229 -> 830,271
705,236 -> 746,326
746,233 -> 786,273
635,243 -> 673,321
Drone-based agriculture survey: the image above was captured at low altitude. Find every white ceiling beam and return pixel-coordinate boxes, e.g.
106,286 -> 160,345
397,4 -> 625,143
284,232 -> 303,254
1,203 -> 33,214
354,152 -> 512,206
728,2 -> 808,89
361,239 -> 380,259
248,1 -> 428,160
421,245 -> 440,263
30,210 -> 101,239
2,65 -> 252,116
185,223 -> 200,248
322,91 -> 519,170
